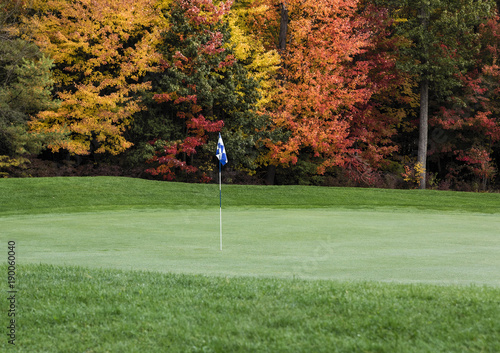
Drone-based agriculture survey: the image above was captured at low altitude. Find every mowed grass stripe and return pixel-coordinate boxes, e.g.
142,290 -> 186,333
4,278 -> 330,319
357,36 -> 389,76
4,208 -> 500,285
1,176 -> 500,215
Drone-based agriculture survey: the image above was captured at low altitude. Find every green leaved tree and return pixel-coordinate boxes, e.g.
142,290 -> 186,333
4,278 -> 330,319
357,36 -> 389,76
141,0 -> 267,181
386,0 -> 495,188
0,0 -> 59,176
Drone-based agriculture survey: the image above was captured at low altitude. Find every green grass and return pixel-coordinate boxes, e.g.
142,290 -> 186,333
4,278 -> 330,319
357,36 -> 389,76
4,208 -> 500,285
1,177 -> 500,352
2,177 -> 499,284
2,264 -> 500,353
1,176 -> 499,215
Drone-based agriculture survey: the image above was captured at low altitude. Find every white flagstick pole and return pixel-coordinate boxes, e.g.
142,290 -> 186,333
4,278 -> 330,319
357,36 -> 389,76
219,159 -> 222,251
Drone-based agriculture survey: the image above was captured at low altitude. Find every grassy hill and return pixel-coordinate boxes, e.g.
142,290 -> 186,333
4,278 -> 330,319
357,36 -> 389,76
1,176 -> 499,215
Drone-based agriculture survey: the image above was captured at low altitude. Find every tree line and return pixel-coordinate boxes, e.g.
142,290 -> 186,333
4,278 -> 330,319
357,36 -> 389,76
1,0 -> 499,190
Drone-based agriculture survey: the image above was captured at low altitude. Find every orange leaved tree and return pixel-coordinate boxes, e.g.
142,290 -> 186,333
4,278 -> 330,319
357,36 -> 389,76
253,0 -> 392,177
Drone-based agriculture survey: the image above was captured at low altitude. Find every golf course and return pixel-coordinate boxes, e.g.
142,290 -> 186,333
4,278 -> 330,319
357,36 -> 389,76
1,177 -> 499,352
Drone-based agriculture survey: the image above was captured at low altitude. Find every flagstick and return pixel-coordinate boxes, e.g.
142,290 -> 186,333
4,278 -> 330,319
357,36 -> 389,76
219,159 -> 222,251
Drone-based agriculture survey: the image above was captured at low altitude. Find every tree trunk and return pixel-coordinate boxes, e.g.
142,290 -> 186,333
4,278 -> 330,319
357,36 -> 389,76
417,3 -> 429,190
418,79 -> 429,189
265,165 -> 276,185
279,2 -> 288,51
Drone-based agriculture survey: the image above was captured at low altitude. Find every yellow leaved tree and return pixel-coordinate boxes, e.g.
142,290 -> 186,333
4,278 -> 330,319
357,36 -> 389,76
227,0 -> 281,108
26,0 -> 164,155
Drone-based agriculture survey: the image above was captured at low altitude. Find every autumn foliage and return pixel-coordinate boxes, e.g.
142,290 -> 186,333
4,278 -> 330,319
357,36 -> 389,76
430,14 -> 500,188
144,0 -> 232,180
252,0 -> 404,180
26,0 -> 162,155
144,0 -> 265,181
1,0 -> 499,189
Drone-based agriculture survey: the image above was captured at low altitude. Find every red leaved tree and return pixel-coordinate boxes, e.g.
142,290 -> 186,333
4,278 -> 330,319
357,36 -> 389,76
430,14 -> 500,189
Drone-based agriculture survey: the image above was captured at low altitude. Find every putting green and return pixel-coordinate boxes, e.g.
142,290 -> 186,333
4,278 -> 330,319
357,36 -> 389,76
3,207 -> 499,285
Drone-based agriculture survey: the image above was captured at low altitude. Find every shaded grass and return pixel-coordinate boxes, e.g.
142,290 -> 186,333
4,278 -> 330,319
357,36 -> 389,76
2,264 -> 499,353
1,176 -> 499,216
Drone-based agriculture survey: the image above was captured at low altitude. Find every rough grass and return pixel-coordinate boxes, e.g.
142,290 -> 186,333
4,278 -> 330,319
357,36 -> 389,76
1,264 -> 500,353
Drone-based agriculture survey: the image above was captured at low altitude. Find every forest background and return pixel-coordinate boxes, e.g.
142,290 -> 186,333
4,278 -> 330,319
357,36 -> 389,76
1,0 -> 500,191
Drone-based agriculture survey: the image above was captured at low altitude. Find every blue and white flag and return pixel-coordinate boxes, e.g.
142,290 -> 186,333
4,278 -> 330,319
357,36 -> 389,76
216,133 -> 228,165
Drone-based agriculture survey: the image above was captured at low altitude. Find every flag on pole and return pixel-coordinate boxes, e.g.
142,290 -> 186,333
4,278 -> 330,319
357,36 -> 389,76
216,133 -> 227,251
216,133 -> 228,165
